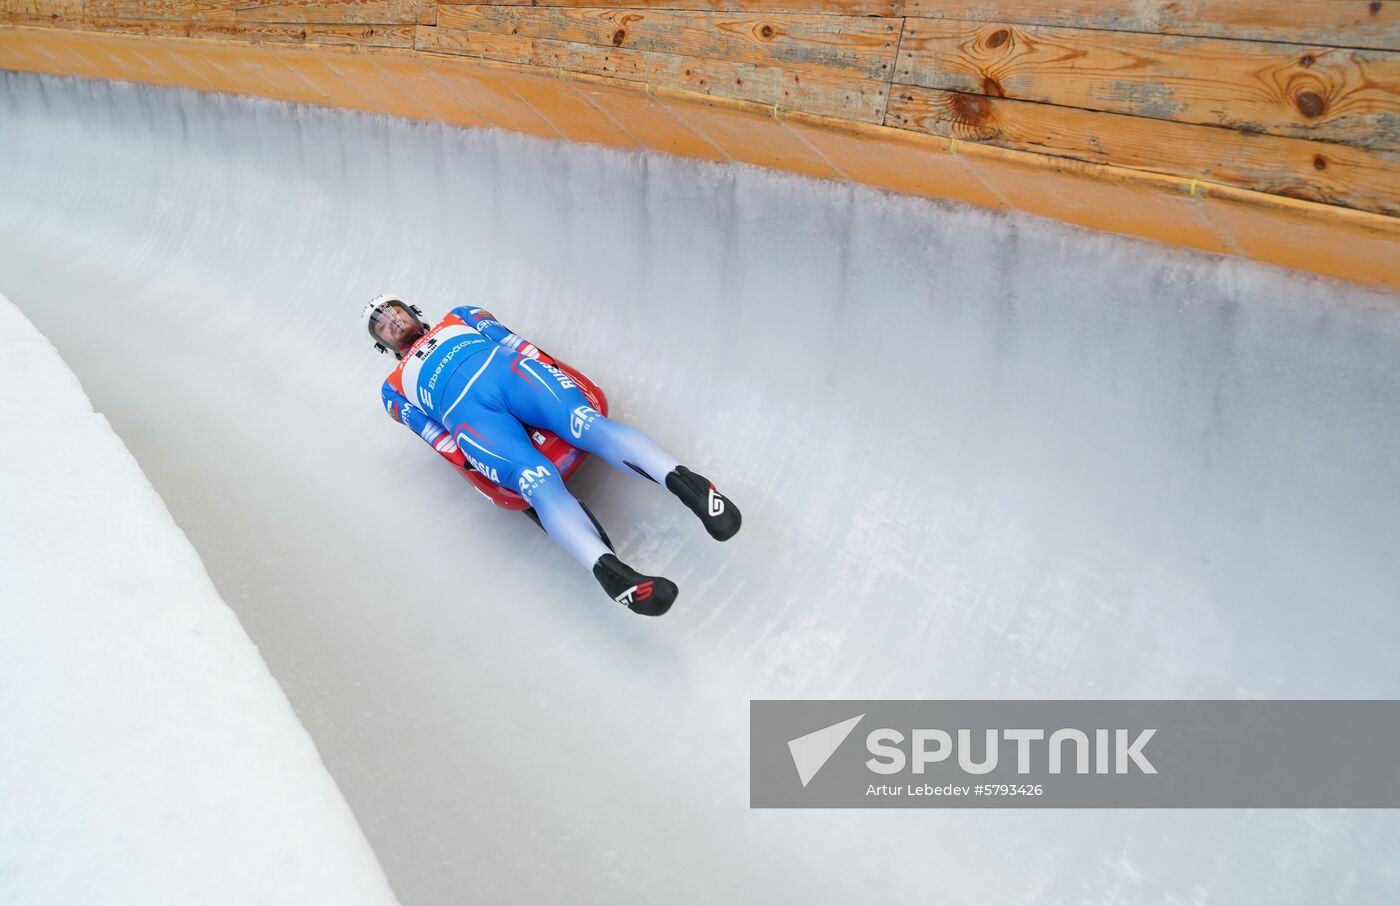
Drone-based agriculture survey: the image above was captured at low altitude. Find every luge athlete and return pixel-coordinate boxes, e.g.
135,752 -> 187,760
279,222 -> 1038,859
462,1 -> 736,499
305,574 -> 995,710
364,295 -> 740,616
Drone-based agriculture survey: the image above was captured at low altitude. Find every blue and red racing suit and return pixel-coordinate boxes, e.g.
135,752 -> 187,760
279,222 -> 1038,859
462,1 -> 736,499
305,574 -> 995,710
381,307 -> 681,567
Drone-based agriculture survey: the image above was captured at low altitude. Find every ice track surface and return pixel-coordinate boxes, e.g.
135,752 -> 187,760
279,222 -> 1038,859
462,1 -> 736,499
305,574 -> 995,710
2,72 -> 1399,905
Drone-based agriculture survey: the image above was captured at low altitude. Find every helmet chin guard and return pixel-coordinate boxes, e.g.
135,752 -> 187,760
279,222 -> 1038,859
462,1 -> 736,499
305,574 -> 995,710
362,294 -> 428,358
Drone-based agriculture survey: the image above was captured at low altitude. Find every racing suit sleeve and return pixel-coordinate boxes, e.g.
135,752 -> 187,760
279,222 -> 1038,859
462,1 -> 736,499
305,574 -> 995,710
452,306 -> 555,364
382,380 -> 467,469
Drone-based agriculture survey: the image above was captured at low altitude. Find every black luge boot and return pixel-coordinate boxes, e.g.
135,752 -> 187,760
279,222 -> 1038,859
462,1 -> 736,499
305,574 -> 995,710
665,466 -> 741,541
593,553 -> 678,616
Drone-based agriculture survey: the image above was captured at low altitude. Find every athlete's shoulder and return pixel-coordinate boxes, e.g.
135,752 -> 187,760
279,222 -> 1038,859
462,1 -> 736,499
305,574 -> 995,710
438,308 -> 471,329
452,305 -> 499,328
382,358 -> 407,396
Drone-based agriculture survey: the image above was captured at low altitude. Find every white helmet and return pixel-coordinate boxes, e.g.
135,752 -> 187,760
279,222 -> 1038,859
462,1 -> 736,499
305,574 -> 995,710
362,294 -> 428,358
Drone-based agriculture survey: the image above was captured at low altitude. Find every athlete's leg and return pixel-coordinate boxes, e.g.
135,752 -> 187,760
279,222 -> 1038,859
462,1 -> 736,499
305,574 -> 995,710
447,394 -> 678,614
493,354 -> 680,482
493,352 -> 742,541
448,402 -> 609,569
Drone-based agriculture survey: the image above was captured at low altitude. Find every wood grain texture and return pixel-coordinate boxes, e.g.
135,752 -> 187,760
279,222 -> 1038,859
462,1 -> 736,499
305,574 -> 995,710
896,18 -> 1400,150
901,1 -> 1399,51
472,0 -> 901,15
85,0 -> 421,24
232,1 -> 422,25
85,18 -> 416,46
435,5 -> 900,80
420,24 -> 888,121
889,85 -> 1400,214
83,0 -> 237,21
0,0 -> 82,25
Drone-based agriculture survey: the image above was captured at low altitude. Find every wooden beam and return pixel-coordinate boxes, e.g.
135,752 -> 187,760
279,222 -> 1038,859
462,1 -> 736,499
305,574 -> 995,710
232,1 -> 422,26
0,0 -> 83,26
420,25 -> 888,121
84,18 -> 416,47
902,1 -> 1399,51
435,5 -> 900,81
84,0 -> 421,25
896,18 -> 1400,150
470,0 -> 902,15
84,0 -> 238,20
888,85 -> 1400,215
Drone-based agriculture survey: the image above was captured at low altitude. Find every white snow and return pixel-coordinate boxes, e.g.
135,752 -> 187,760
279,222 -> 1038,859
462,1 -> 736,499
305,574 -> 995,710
0,292 -> 398,906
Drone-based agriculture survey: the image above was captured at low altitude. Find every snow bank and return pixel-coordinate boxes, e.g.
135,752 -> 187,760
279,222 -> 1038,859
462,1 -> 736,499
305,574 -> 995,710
0,291 -> 398,905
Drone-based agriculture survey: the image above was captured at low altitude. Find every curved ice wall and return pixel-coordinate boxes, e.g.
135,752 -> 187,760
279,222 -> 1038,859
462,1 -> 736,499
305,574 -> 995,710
2,72 -> 1398,905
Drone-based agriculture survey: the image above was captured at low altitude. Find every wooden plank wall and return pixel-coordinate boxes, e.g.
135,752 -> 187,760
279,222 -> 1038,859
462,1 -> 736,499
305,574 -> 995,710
2,0 -> 1398,217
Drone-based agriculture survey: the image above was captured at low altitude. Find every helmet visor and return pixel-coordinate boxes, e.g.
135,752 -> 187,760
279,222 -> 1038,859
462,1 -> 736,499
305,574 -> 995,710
368,299 -> 426,357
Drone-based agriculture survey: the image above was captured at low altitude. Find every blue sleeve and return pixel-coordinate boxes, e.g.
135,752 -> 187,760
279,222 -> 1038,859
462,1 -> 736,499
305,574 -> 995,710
382,380 -> 464,462
453,306 -> 545,360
